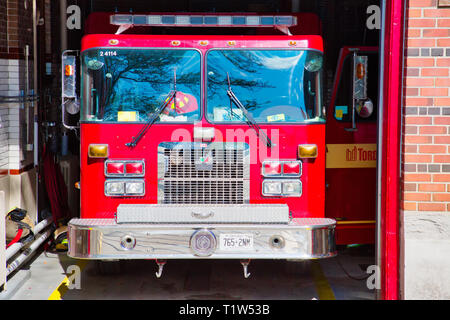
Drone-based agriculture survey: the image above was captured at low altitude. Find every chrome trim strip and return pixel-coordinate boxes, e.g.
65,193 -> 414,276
67,218 -> 336,260
115,204 -> 289,224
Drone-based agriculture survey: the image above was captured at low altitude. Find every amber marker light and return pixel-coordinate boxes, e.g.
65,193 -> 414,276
88,144 -> 109,158
65,65 -> 74,76
298,144 -> 318,159
356,63 -> 366,79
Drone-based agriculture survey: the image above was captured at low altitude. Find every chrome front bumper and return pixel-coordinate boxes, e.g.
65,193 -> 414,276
67,218 -> 336,260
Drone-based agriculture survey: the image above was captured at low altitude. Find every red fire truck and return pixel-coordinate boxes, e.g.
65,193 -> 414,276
62,12 -> 377,276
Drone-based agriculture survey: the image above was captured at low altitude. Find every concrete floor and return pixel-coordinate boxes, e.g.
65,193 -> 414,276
4,245 -> 376,300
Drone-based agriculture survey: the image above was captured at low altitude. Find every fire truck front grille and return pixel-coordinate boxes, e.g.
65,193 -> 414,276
158,142 -> 250,204
163,180 -> 245,204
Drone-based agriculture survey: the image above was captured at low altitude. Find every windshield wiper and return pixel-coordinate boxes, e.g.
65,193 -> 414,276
125,70 -> 178,148
226,73 -> 273,148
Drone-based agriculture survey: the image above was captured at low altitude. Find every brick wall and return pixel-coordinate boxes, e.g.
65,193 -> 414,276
403,0 -> 450,213
0,0 -> 35,175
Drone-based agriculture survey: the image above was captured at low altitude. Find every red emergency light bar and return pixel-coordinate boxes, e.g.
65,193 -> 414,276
110,14 -> 298,28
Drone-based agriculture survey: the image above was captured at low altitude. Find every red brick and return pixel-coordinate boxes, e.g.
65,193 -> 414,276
407,38 -> 436,48
405,126 -> 418,134
404,192 -> 431,201
423,29 -> 450,37
419,145 -> 447,154
406,68 -> 420,76
433,193 -> 450,202
402,202 -> 417,211
404,145 -> 418,153
405,98 -> 434,106
434,98 -> 450,107
418,203 -> 445,211
405,154 -> 433,163
435,136 -> 450,144
407,9 -> 422,18
407,19 -> 436,28
406,58 -> 435,67
418,183 -> 446,192
433,174 -> 450,182
437,38 -> 450,47
423,9 -> 450,18
405,88 -> 419,96
434,117 -> 450,125
421,68 -> 449,77
404,173 -> 432,182
406,28 -> 421,37
409,0 -> 437,7
420,88 -> 448,96
436,58 -> 450,67
437,19 -> 450,27
434,155 -> 450,163
404,116 -> 432,124
419,126 -> 447,134
404,183 -> 417,192
436,78 -> 450,87
405,135 -> 433,144
406,78 -> 434,87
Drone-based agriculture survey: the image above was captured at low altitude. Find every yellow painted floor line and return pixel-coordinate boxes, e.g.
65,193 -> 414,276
311,260 -> 336,300
48,260 -> 89,300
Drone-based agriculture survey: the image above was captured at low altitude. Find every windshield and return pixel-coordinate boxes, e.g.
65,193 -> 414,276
81,49 -> 201,123
206,50 -> 324,123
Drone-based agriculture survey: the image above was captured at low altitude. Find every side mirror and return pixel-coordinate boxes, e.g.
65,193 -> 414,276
62,50 -> 80,130
356,98 -> 374,118
346,53 -> 369,132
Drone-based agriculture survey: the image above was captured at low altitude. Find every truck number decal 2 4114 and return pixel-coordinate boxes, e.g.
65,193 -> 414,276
99,51 -> 118,57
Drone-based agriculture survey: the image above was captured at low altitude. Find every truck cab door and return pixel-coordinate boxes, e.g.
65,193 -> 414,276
325,47 -> 379,245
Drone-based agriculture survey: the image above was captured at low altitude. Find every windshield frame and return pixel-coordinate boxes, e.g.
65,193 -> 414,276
80,46 -> 204,124
204,47 -> 325,125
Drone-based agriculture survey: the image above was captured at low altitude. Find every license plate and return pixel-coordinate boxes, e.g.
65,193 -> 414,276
220,234 -> 254,251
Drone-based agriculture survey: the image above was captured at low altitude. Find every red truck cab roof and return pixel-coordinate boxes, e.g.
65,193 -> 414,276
81,34 -> 324,52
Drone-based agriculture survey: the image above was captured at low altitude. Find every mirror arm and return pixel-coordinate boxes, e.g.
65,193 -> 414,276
345,51 -> 359,132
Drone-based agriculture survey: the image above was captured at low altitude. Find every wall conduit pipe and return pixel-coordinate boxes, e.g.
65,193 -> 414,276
5,217 -> 52,262
6,228 -> 54,277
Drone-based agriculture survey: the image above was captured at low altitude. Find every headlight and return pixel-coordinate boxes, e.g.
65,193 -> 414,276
125,181 -> 145,195
262,179 -> 302,197
105,179 -> 145,196
282,180 -> 302,197
262,180 -> 282,196
105,181 -> 125,195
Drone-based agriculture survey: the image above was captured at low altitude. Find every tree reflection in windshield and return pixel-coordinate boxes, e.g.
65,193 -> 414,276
82,49 -> 201,122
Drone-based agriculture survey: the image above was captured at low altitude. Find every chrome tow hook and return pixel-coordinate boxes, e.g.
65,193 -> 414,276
240,259 -> 251,279
155,259 -> 167,278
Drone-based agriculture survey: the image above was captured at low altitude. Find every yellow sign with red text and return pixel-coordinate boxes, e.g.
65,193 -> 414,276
326,144 -> 377,168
